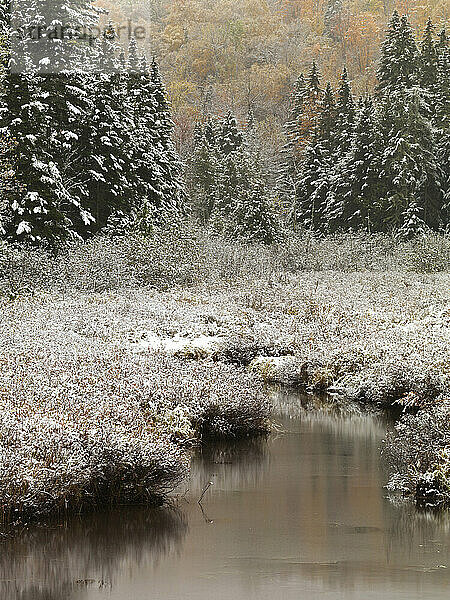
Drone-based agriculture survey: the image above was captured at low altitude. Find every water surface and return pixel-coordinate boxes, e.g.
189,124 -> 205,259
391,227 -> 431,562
2,390 -> 449,600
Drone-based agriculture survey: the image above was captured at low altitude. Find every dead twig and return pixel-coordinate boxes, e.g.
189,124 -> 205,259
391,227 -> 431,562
198,480 -> 213,505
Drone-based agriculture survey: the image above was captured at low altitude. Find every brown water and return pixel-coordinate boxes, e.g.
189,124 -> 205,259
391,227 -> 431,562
1,390 -> 449,600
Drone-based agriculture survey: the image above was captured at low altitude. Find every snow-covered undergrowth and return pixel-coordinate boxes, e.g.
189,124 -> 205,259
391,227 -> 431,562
384,398 -> 450,508
0,323 -> 268,523
0,228 -> 449,514
1,227 -> 449,298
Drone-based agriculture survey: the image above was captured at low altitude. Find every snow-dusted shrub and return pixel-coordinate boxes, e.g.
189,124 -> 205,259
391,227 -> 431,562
395,234 -> 450,273
384,398 -> 450,507
354,367 -> 447,407
0,350 -> 187,522
0,240 -> 54,298
211,333 -> 293,366
135,355 -> 270,439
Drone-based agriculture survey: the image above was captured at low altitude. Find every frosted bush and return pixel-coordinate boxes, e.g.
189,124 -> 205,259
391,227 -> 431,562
384,398 -> 450,507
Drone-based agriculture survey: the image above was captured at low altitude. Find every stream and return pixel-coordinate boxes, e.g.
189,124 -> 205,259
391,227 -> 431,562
1,389 -> 449,600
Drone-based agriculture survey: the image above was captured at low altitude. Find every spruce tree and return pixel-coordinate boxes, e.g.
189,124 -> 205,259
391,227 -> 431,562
419,18 -> 438,91
212,150 -> 241,229
335,67 -> 356,155
435,30 -> 449,225
277,73 -> 307,203
190,123 -> 219,223
379,89 -> 442,231
84,31 -> 131,232
218,111 -> 243,155
319,82 -> 337,152
204,116 -> 218,145
229,151 -> 277,244
307,62 -> 321,101
435,29 -> 449,131
396,201 -> 428,240
150,57 -> 186,219
377,12 -> 419,95
291,131 -> 331,232
340,97 -> 384,231
3,0 -> 96,244
192,122 -> 203,149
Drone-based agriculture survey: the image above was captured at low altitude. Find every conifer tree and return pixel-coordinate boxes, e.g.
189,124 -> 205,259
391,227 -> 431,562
307,62 -> 321,101
192,122 -> 203,149
419,18 -> 438,91
434,30 -> 449,224
335,67 -> 356,155
379,89 -> 442,231
212,150 -> 241,227
84,31 -> 131,232
229,150 -> 277,244
204,116 -> 218,145
340,97 -> 384,231
319,82 -> 337,152
246,107 -> 255,132
396,201 -> 428,240
377,12 -> 419,95
190,123 -> 219,222
150,57 -> 186,219
277,73 -> 307,203
291,131 -> 331,232
3,0 -> 96,244
218,111 -> 243,155
435,29 -> 449,130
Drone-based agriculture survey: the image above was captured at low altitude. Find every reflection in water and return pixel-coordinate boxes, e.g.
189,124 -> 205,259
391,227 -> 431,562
0,507 -> 187,600
1,389 -> 449,600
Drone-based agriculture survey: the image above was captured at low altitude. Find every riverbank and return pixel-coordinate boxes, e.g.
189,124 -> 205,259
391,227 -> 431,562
0,228 -> 449,521
3,390 -> 449,600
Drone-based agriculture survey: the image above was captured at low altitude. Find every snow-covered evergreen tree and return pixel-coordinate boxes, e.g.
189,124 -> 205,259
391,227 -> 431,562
319,82 -> 337,152
2,0 -> 100,243
150,57 -> 186,220
277,73 -> 307,203
419,18 -> 439,91
339,97 -> 384,231
306,62 -> 321,102
433,30 -> 449,226
335,67 -> 355,155
229,150 -> 277,244
396,200 -> 428,240
291,131 -> 331,232
217,111 -> 243,156
190,121 -> 219,223
377,12 -> 419,95
82,31 -> 132,232
209,113 -> 277,242
379,89 -> 442,231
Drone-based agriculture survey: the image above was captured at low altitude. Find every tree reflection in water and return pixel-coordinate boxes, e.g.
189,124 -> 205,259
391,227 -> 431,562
0,506 -> 187,600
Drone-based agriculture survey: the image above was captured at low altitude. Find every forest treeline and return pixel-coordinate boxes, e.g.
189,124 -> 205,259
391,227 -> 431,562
0,2 -> 449,246
1,1 -> 185,245
97,0 -> 448,152
190,11 -> 449,239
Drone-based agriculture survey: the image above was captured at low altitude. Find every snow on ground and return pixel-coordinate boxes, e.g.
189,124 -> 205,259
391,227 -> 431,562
0,233 -> 449,520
